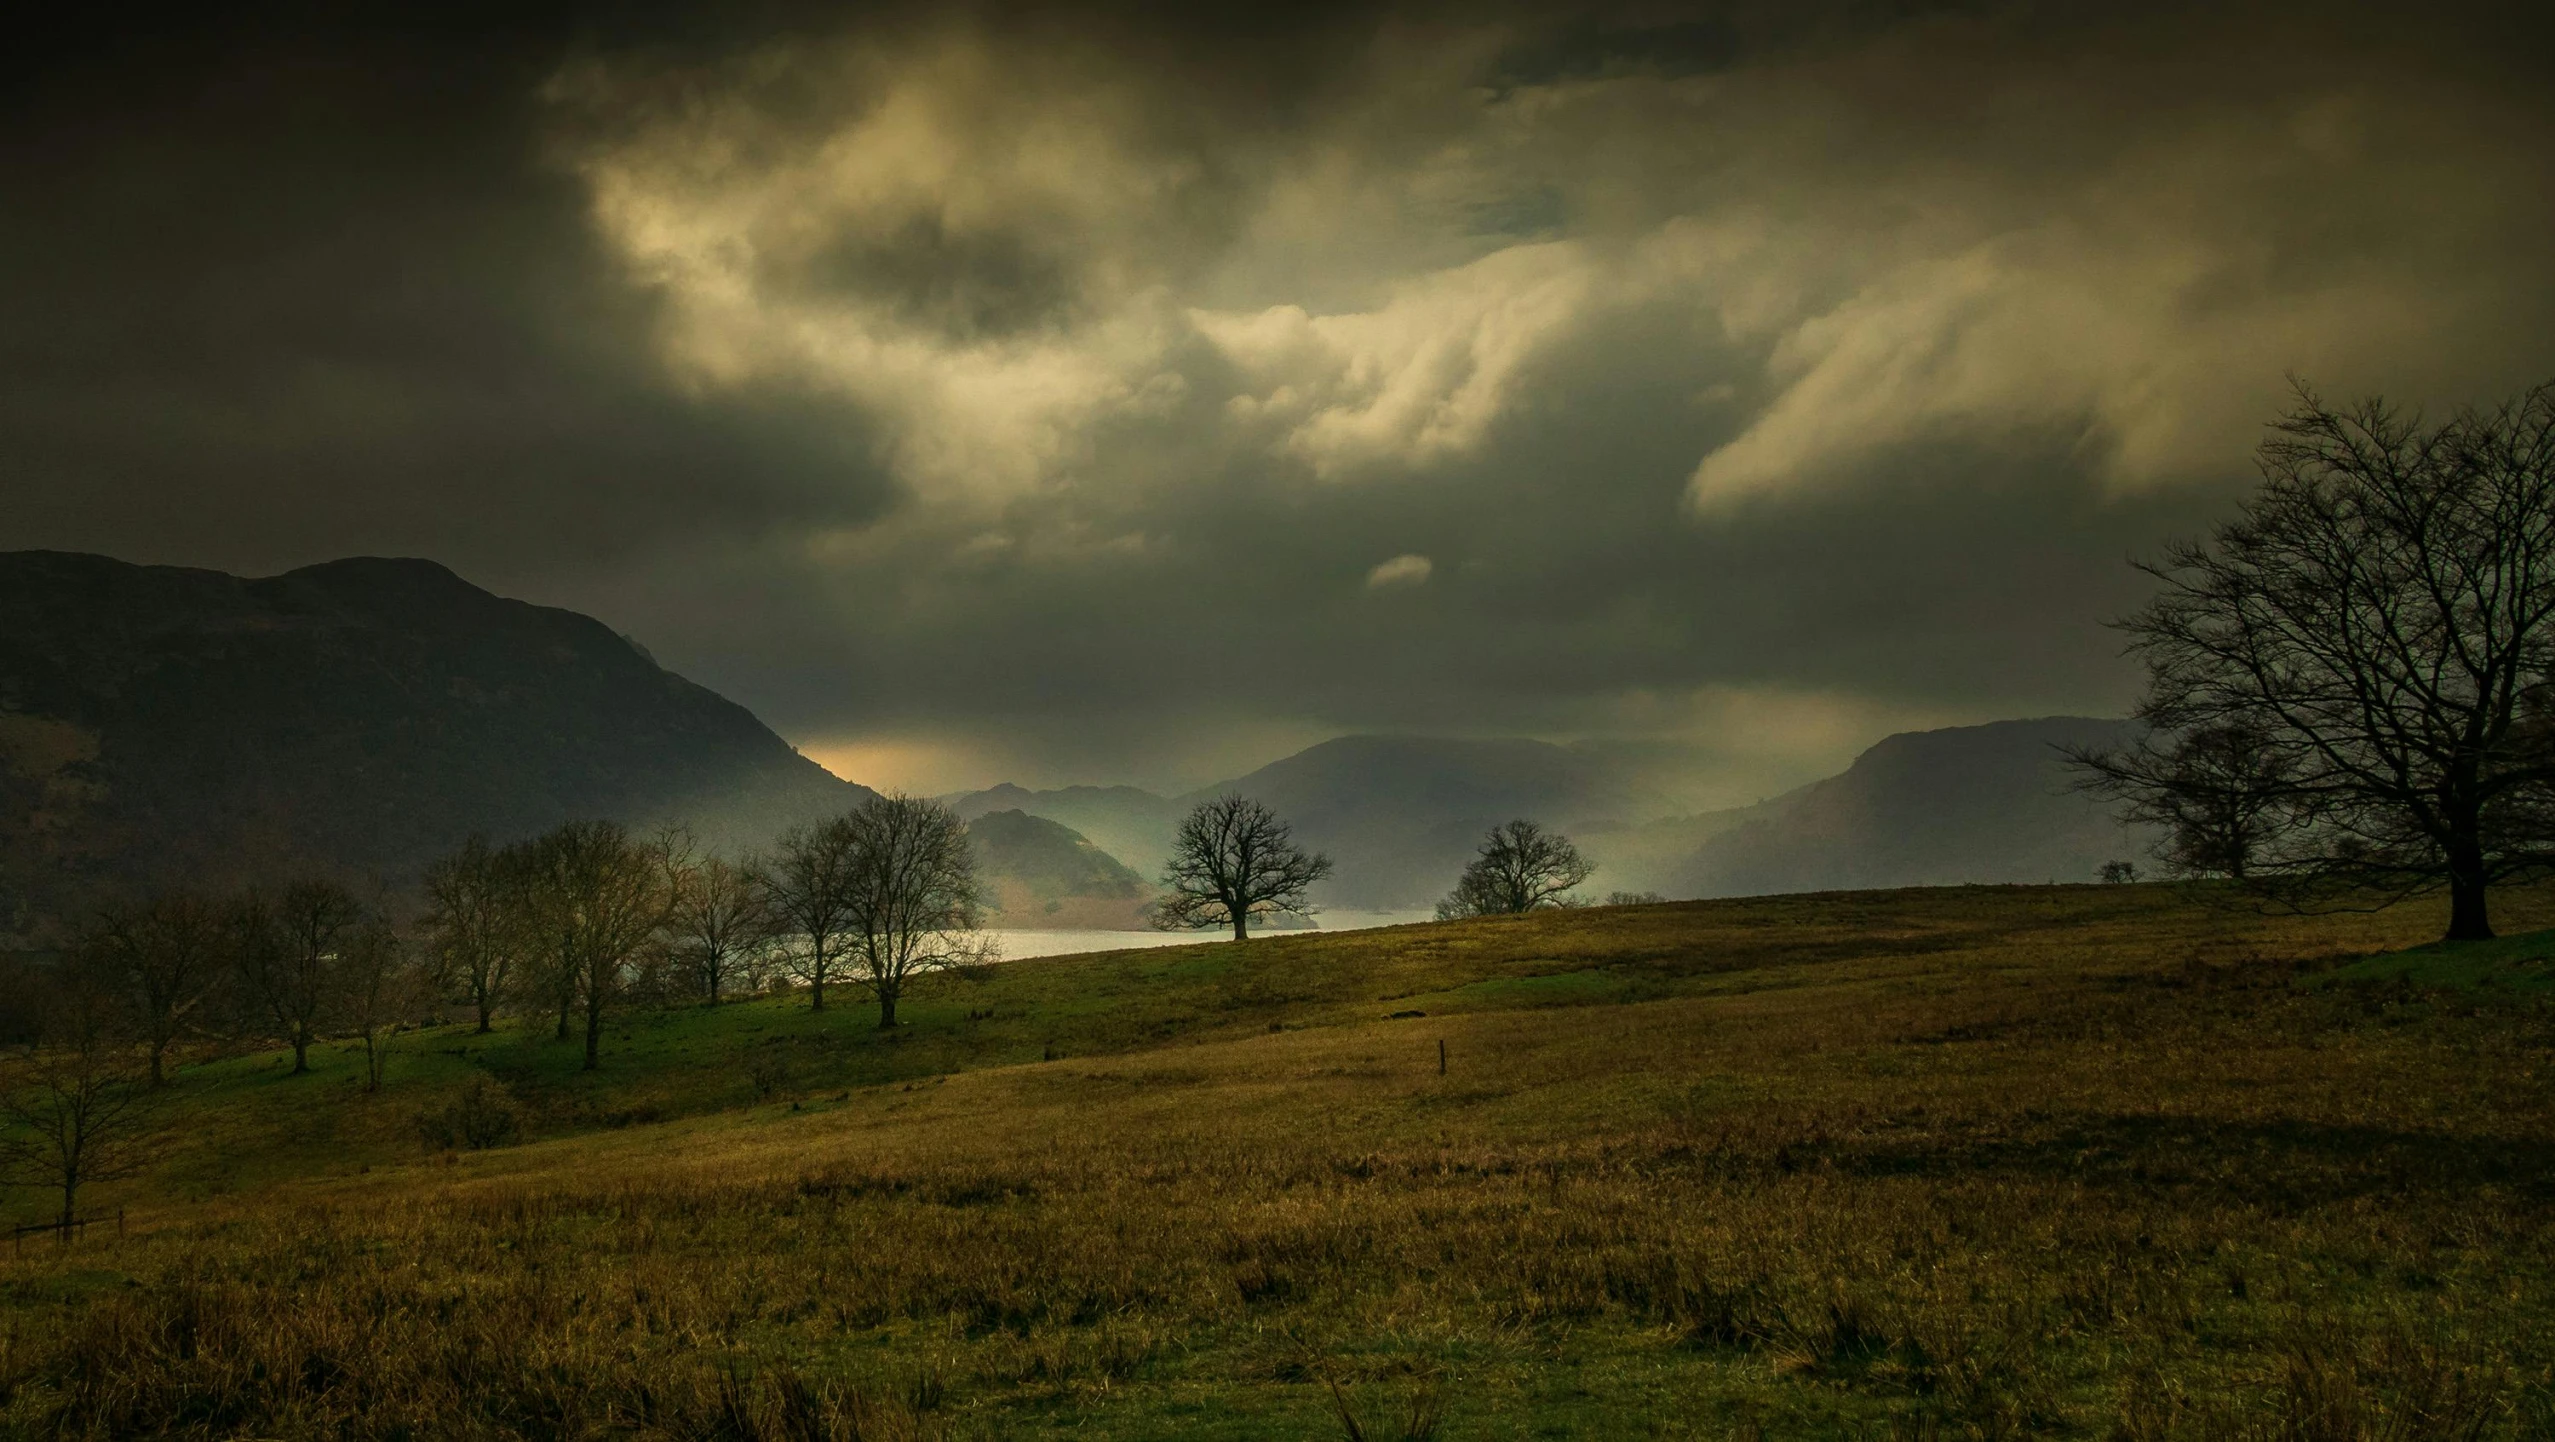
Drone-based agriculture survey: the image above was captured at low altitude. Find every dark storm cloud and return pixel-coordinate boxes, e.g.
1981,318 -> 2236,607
6,2 -> 2553,796
0,5 -> 900,577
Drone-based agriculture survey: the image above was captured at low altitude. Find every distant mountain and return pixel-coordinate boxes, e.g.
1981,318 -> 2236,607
1185,735 -> 1643,910
0,551 -> 871,941
965,809 -> 1149,929
1573,787 -> 1811,899
956,719 -> 2156,916
944,783 -> 1186,879
1679,717 -> 2153,896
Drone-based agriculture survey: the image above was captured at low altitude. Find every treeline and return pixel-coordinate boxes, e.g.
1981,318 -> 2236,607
0,796 -> 986,1227
16,794 -> 987,1084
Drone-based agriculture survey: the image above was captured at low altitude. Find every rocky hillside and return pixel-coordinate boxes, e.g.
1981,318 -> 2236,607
0,551 -> 869,940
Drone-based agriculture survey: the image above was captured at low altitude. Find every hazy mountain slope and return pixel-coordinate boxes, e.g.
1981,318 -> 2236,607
1574,783 -> 1818,898
1681,717 -> 2152,897
1189,735 -> 1643,910
945,784 -> 1185,878
965,809 -> 1149,929
0,551 -> 869,939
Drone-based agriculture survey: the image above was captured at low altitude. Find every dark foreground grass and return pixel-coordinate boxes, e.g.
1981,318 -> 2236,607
6,884 -> 2555,1438
2312,927 -> 2555,995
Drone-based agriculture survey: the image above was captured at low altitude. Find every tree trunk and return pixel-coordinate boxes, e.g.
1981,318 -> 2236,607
2447,871 -> 2493,941
59,1178 -> 77,1229
1230,910 -> 1248,942
583,985 -> 603,1071
878,986 -> 898,1030
2444,827 -> 2493,941
148,1044 -> 165,1087
291,1032 -> 310,1075
474,993 -> 493,1034
810,955 -> 825,1012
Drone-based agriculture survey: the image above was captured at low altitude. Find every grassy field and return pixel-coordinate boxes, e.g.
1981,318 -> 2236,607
6,883 -> 2555,1439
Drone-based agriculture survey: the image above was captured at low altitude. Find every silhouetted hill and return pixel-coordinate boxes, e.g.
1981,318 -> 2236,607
1680,717 -> 2153,896
945,784 -> 1185,879
965,809 -> 1149,928
0,551 -> 870,940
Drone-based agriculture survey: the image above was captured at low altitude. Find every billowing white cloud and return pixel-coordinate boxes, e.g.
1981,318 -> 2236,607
1198,241 -> 1599,476
551,35 -> 1211,500
1684,94 -> 2547,511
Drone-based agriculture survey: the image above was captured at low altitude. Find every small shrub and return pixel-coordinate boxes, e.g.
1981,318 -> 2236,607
415,1075 -> 522,1151
749,1054 -> 794,1101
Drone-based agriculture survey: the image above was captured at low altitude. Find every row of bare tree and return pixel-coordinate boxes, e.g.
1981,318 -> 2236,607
424,796 -> 987,1065
0,794 -> 986,1227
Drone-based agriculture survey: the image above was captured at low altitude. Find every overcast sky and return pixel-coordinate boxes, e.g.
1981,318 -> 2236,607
7,2 -> 2552,800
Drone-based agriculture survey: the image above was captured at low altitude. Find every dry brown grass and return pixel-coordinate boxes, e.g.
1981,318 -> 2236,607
5,884 -> 2554,1437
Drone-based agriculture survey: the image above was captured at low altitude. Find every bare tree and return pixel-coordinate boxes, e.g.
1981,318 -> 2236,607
1151,795 -> 1333,941
1436,819 -> 1596,919
843,795 -> 990,1029
2074,722 -> 2296,881
340,919 -> 422,1093
82,892 -> 223,1086
668,851 -> 772,1005
498,834 -> 581,1042
424,834 -> 513,1033
0,973 -> 155,1228
232,881 -> 369,1076
523,821 -> 672,1072
763,818 -> 862,1011
2073,382 -> 2555,940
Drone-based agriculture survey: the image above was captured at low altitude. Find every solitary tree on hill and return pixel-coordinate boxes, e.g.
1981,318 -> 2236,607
2072,381 -> 2555,941
1436,819 -> 1595,919
1151,795 -> 1333,941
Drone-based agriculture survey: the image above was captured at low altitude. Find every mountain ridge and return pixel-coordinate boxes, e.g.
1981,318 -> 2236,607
0,550 -> 873,941
947,719 -> 2151,911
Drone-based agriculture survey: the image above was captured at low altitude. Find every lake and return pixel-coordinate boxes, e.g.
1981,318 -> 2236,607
986,908 -> 1436,961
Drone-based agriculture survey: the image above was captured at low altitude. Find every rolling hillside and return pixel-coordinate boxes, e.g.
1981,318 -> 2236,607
0,551 -> 870,942
8,885 -> 2551,1436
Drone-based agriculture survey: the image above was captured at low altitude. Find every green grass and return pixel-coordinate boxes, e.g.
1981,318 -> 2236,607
7,883 -> 2555,1438
2310,926 -> 2555,994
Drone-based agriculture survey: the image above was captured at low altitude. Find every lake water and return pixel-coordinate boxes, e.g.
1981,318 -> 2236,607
987,908 -> 1435,961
